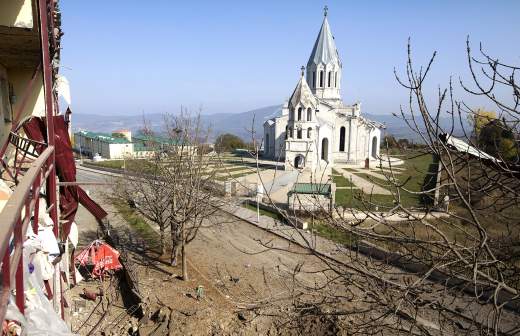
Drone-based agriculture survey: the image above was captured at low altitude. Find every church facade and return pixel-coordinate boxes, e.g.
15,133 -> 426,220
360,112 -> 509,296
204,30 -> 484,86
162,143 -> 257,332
263,9 -> 383,171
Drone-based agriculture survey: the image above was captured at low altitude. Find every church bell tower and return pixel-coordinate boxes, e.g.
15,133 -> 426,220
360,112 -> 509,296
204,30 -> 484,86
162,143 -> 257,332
306,6 -> 342,101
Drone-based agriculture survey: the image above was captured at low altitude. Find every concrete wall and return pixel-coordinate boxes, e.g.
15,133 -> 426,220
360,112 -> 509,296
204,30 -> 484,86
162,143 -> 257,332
109,143 -> 133,159
7,68 -> 45,120
0,65 -> 45,162
0,0 -> 34,28
0,65 -> 10,151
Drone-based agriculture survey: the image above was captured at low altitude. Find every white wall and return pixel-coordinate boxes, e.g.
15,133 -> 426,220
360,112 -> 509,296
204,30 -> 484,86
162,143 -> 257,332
109,143 -> 133,159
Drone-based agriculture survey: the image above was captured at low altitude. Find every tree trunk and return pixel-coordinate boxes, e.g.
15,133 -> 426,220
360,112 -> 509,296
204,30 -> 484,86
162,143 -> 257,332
159,228 -> 165,255
181,228 -> 188,280
170,242 -> 179,266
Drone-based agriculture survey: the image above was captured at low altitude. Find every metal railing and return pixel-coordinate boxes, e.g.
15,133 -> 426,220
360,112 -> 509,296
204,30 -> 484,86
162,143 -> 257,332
0,146 -> 55,321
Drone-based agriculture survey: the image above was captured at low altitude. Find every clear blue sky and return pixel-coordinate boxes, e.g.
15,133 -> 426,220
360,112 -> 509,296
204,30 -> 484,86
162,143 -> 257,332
60,1 -> 520,116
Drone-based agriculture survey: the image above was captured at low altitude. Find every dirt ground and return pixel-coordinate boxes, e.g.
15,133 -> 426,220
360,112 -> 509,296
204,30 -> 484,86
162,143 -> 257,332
71,168 -> 354,335
70,167 -> 520,335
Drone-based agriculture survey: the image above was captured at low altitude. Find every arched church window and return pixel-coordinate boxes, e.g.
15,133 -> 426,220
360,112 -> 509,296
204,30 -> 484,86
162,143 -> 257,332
290,108 -> 295,121
285,126 -> 288,139
312,72 -> 316,88
319,71 -> 324,87
297,107 -> 302,121
307,127 -> 312,138
297,128 -> 302,139
290,128 -> 294,138
335,72 -> 338,88
307,108 -> 312,121
339,126 -> 346,152
328,71 -> 332,87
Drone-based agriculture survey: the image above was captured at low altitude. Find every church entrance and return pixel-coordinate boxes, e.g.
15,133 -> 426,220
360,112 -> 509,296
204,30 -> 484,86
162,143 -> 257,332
294,155 -> 305,169
371,136 -> 378,159
321,138 -> 329,162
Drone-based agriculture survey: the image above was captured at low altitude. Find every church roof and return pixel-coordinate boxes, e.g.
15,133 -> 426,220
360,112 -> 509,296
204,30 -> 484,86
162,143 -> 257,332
359,116 -> 385,129
289,72 -> 318,108
263,118 -> 275,127
307,14 -> 341,67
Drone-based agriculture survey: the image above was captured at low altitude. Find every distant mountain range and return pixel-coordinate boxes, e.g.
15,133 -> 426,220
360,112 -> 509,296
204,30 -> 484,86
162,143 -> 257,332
71,105 -> 466,142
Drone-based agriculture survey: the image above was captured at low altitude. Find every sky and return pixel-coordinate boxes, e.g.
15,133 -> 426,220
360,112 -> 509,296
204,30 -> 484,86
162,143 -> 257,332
59,0 -> 520,116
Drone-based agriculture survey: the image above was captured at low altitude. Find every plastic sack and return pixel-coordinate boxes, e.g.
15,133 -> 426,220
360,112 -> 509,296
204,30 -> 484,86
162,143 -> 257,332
24,268 -> 76,336
4,295 -> 26,329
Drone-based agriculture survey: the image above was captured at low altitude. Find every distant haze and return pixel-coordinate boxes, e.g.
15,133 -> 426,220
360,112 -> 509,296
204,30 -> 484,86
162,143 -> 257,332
72,105 -> 466,142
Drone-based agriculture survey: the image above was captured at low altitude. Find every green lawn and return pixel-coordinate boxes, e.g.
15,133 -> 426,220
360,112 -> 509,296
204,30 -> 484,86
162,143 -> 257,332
332,169 -> 353,187
89,159 -> 156,174
216,170 -> 258,181
242,203 -> 285,221
89,160 -> 125,169
310,221 -> 358,246
215,166 -> 252,174
112,199 -> 163,253
241,203 -> 357,247
336,153 -> 438,209
335,188 -> 396,210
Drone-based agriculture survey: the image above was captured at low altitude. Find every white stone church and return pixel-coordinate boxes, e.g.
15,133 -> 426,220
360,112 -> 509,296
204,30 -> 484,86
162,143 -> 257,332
263,9 -> 384,171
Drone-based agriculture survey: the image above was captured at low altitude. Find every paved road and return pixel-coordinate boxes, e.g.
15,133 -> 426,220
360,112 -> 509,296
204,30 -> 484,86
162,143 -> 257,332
260,169 -> 299,194
75,166 -> 520,335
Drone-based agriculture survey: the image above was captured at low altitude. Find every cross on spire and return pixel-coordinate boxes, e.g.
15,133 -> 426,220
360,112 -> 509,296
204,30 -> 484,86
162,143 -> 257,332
324,5 -> 328,17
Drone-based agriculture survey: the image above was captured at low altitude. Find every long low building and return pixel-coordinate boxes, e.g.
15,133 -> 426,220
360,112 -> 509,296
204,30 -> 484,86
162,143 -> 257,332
74,130 -> 133,159
75,128 -> 202,159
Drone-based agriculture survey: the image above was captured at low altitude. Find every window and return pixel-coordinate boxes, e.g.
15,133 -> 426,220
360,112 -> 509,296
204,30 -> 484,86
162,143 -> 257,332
297,128 -> 302,139
328,71 -> 332,87
307,127 -> 312,138
312,71 -> 316,88
335,72 -> 338,88
290,108 -> 295,121
307,107 -> 312,121
289,128 -> 293,138
339,126 -> 346,152
297,107 -> 302,121
285,126 -> 288,139
319,71 -> 324,87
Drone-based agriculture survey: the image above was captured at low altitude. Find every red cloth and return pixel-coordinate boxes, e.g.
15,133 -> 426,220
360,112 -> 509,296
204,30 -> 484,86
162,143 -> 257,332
75,240 -> 122,277
23,116 -> 107,238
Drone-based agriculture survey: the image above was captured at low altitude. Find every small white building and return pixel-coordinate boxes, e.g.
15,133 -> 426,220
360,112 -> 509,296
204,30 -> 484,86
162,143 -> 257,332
263,8 -> 384,171
74,130 -> 134,159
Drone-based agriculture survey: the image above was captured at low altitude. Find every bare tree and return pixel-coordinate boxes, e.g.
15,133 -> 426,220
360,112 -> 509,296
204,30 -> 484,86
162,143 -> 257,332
114,153 -> 170,255
161,110 -> 225,280
113,110 -> 227,281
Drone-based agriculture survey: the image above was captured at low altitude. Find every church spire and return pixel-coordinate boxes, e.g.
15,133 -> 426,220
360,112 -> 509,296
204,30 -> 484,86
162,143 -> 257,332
307,8 -> 341,67
305,7 -> 342,100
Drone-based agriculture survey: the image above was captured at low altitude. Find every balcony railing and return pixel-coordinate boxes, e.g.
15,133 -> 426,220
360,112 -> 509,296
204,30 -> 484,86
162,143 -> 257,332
0,146 -> 55,321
